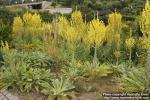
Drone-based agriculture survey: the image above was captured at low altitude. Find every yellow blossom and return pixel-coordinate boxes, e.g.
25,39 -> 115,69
125,38 -> 135,49
84,19 -> 106,47
57,16 -> 70,37
140,37 -> 150,49
106,11 -> 122,47
114,50 -> 121,58
13,16 -> 24,34
140,0 -> 150,37
71,10 -> 86,38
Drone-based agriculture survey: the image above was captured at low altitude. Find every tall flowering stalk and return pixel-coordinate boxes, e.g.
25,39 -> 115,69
140,0 -> 150,65
106,11 -> 122,65
57,10 -> 85,64
13,12 -> 52,36
84,18 -> 106,67
13,16 -> 24,35
71,9 -> 86,39
13,12 -> 52,49
140,0 -> 150,37
125,29 -> 135,66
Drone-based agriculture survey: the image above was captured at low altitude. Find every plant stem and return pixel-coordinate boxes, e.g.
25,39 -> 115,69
93,44 -> 97,67
71,44 -> 75,65
116,57 -> 119,65
129,47 -> 132,67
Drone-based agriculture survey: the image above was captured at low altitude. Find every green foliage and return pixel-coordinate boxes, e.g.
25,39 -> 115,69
1,48 -> 57,69
121,46 -> 150,92
0,20 -> 12,42
23,51 -> 56,68
0,8 -> 27,24
59,43 -> 92,63
63,61 -> 113,81
40,77 -> 76,100
0,62 -> 52,92
121,66 -> 150,92
62,61 -> 89,81
82,62 -> 113,78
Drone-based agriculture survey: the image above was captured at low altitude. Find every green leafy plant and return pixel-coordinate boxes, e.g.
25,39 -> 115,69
121,45 -> 150,92
1,48 -> 57,69
121,67 -> 150,92
0,62 -> 52,92
23,51 -> 56,68
40,77 -> 76,100
0,20 -> 12,42
83,62 -> 113,79
62,61 -> 88,81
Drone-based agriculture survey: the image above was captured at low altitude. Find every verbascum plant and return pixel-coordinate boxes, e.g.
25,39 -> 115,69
125,29 -> 135,66
84,18 -> 106,67
71,9 -> 86,39
140,0 -> 150,37
57,10 -> 86,64
140,0 -> 150,65
13,16 -> 24,35
106,11 -> 122,65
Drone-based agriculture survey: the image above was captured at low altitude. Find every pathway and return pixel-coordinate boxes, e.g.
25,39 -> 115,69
0,89 -> 19,100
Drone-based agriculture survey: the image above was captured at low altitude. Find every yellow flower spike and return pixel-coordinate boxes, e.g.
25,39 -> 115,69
106,11 -> 122,46
58,10 -> 85,44
125,38 -> 135,49
140,37 -> 150,49
125,29 -> 135,66
84,18 -> 106,47
84,18 -> 106,67
13,16 -> 24,34
57,16 -> 70,38
140,0 -> 150,37
12,12 -> 53,45
71,9 -> 86,39
114,51 -> 121,58
23,12 -> 32,26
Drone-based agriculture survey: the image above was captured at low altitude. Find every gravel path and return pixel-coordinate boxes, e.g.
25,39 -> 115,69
0,89 -> 20,100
